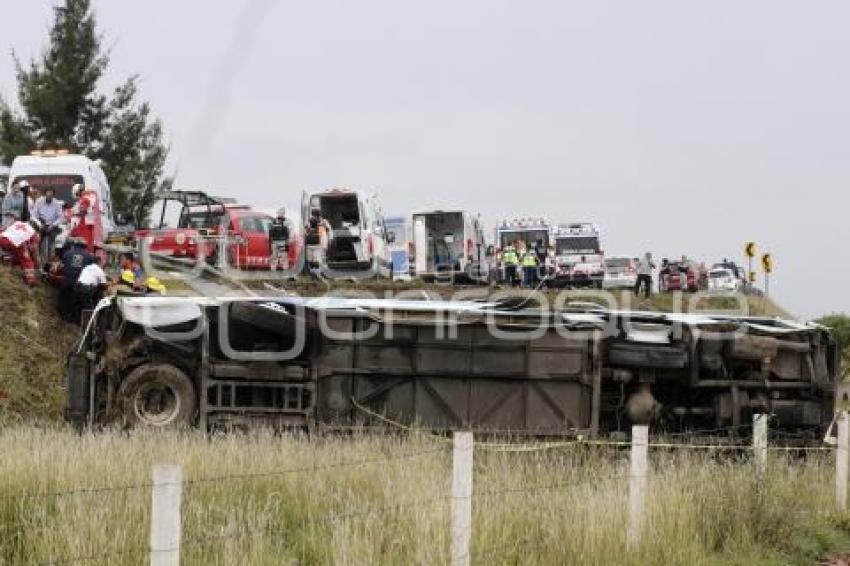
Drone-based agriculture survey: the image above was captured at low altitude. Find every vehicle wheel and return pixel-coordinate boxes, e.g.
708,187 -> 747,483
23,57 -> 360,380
117,364 -> 196,428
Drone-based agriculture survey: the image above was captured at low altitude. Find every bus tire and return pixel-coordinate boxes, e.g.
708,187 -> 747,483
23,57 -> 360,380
117,364 -> 196,428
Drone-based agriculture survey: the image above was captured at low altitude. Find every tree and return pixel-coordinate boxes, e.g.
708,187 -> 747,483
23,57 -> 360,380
0,0 -> 169,219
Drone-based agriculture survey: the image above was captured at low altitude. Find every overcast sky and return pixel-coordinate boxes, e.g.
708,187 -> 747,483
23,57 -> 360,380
2,0 -> 848,318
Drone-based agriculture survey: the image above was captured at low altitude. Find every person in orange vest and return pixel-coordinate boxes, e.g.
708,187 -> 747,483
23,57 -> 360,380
0,218 -> 42,285
70,184 -> 95,252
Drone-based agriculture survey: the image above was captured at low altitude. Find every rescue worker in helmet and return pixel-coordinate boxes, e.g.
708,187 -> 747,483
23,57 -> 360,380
144,277 -> 167,295
116,252 -> 145,290
268,207 -> 291,271
501,244 -> 519,287
116,268 -> 136,292
520,245 -> 539,288
0,217 -> 42,285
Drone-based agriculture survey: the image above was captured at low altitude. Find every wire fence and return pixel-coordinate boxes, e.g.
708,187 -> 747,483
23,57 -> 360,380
1,416 -> 846,565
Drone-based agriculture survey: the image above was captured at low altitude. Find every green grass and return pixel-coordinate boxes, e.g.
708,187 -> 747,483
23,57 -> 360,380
0,267 -> 77,425
0,428 -> 848,565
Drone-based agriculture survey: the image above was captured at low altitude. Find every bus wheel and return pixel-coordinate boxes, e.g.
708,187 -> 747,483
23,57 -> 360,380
118,364 -> 196,428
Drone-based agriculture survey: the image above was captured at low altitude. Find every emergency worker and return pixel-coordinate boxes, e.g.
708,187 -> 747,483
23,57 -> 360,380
117,252 -> 145,289
502,245 -> 519,286
268,207 -> 291,271
71,255 -> 108,323
521,247 -> 539,287
0,218 -> 42,285
70,184 -> 95,251
144,277 -> 167,295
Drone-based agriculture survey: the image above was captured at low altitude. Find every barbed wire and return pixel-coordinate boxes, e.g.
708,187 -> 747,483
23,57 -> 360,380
474,474 -> 627,501
185,446 -> 447,488
350,396 -> 835,453
0,446 -> 447,505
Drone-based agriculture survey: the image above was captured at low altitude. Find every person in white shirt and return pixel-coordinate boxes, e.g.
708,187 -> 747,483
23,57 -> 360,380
71,255 -> 108,324
34,187 -> 63,261
634,252 -> 656,298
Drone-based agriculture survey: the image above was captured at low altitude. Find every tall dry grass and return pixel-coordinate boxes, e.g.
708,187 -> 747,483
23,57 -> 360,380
0,428 -> 847,565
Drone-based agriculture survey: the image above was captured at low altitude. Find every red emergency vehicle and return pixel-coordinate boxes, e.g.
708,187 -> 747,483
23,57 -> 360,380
135,190 -> 300,271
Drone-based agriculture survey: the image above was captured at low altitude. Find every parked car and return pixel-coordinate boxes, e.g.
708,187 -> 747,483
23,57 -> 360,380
711,260 -> 748,290
658,260 -> 699,292
708,267 -> 743,293
602,256 -> 638,289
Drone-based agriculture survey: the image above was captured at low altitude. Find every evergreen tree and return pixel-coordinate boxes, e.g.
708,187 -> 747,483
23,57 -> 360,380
0,0 -> 169,220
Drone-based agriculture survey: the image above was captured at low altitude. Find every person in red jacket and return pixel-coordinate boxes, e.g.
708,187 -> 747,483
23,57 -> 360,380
0,218 -> 42,285
70,184 -> 95,252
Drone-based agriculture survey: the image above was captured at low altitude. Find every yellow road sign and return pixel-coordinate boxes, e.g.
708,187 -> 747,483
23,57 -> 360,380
745,242 -> 757,258
761,253 -> 773,273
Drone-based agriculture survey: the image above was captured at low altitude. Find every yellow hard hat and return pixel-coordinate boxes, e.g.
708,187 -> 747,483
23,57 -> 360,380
145,277 -> 166,294
120,269 -> 135,285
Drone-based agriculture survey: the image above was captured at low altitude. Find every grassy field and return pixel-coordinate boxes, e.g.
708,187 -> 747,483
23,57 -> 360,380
0,427 -> 847,565
0,264 -> 846,564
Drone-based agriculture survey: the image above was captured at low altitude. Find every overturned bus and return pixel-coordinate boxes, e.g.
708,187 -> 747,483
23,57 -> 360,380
66,296 -> 841,435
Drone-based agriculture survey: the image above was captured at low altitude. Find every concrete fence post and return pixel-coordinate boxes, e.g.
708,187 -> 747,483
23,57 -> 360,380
627,425 -> 649,551
451,431 -> 474,566
150,464 -> 182,566
753,413 -> 768,479
837,412 -> 849,512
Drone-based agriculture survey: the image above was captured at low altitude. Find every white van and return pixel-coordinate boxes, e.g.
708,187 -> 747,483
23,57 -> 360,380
301,188 -> 391,278
411,210 -> 492,283
7,150 -> 115,233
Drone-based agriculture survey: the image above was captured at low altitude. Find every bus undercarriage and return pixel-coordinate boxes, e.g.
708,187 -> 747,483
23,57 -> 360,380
67,297 -> 840,436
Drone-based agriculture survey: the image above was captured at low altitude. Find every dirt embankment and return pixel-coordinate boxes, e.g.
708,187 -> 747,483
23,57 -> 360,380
0,266 -> 79,424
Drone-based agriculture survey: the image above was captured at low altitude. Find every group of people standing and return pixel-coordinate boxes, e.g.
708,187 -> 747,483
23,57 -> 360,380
501,239 -> 554,287
0,179 -> 166,322
0,180 -> 95,285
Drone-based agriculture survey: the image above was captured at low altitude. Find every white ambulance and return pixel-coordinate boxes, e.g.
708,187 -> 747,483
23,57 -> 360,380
411,209 -> 492,284
7,150 -> 116,234
300,188 -> 391,278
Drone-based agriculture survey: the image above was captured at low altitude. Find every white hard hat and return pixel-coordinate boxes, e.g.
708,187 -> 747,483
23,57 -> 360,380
72,183 -> 84,195
276,207 -> 287,218
16,179 -> 29,189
